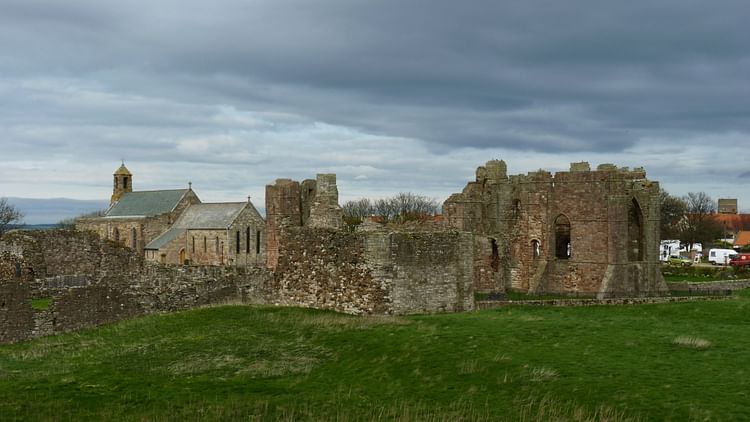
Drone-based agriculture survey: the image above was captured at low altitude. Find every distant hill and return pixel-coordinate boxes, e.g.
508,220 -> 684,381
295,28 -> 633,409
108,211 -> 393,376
4,197 -> 109,225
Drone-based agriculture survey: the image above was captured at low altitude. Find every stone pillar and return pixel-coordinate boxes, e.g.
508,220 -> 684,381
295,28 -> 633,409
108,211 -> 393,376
265,179 -> 302,269
308,174 -> 343,230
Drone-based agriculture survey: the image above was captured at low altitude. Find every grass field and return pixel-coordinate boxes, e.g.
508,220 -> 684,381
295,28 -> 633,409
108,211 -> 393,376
2,291 -> 750,421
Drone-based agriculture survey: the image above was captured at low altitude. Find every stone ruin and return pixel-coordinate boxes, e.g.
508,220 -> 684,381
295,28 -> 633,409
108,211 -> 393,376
443,160 -> 667,297
1,159 -> 670,343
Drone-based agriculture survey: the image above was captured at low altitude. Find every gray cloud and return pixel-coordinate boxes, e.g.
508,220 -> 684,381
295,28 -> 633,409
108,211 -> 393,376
1,0 -> 750,215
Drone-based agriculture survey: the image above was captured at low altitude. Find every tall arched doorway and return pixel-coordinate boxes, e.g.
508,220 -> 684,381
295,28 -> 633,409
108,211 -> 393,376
628,199 -> 644,261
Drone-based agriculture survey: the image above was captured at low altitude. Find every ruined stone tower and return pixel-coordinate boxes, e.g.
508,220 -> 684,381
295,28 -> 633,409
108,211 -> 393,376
443,160 -> 667,298
265,174 -> 344,269
111,163 -> 133,205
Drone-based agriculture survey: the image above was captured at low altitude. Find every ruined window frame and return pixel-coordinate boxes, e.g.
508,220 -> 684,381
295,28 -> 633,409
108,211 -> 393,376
531,239 -> 541,259
131,227 -> 137,249
235,230 -> 240,254
628,198 -> 644,262
554,215 -> 571,260
256,230 -> 261,255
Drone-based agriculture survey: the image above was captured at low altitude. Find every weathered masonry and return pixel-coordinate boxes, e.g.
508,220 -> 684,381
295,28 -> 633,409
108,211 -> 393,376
265,174 -> 474,314
443,160 -> 667,297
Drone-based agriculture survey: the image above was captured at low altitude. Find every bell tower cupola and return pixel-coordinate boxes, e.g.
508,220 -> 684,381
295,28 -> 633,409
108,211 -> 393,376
112,162 -> 133,204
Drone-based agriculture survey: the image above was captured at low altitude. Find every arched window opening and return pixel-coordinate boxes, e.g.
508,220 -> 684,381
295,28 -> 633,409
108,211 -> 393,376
555,215 -> 571,259
512,199 -> 521,219
215,236 -> 220,254
256,231 -> 261,254
123,177 -> 129,189
236,231 -> 240,254
131,228 -> 137,249
490,238 -> 499,272
532,239 -> 541,259
191,236 -> 195,253
113,228 -> 120,243
203,236 -> 207,253
628,198 -> 644,261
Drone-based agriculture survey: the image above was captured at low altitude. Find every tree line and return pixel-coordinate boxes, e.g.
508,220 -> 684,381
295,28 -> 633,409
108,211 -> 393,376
342,192 -> 439,227
660,189 -> 745,250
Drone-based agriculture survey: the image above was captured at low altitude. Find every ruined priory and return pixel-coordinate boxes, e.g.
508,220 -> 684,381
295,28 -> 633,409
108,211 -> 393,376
0,160 -> 668,343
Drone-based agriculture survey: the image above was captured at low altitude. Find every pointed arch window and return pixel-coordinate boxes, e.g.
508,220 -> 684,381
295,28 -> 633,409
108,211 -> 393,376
554,215 -> 571,259
628,199 -> 644,261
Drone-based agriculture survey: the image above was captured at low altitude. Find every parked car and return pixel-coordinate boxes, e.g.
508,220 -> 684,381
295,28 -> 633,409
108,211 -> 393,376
708,248 -> 738,265
668,255 -> 693,266
729,253 -> 750,268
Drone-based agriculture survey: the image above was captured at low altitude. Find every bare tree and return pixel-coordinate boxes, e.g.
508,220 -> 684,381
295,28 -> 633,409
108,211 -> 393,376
342,193 -> 439,226
342,198 -> 374,220
0,198 -> 24,237
658,188 -> 686,240
680,192 -> 722,250
389,192 -> 439,223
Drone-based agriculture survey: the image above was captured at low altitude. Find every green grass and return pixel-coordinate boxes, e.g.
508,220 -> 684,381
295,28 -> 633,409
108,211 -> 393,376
2,292 -> 750,421
29,297 -> 53,311
662,264 -> 750,282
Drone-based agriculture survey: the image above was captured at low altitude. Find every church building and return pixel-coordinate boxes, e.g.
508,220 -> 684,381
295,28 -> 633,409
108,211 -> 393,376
76,164 -> 265,266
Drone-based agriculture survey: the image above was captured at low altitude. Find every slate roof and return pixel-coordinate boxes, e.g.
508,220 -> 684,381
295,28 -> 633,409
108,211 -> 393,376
107,189 -> 189,217
174,203 -> 247,229
144,227 -> 183,250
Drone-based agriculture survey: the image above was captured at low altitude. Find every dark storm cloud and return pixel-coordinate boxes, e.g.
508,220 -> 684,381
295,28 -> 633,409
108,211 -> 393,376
2,0 -> 750,209
3,0 -> 748,152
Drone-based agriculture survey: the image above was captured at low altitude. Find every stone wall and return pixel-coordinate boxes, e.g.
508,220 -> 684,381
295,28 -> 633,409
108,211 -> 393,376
0,230 -> 274,344
272,225 -> 474,314
0,282 -> 35,343
0,230 -> 142,279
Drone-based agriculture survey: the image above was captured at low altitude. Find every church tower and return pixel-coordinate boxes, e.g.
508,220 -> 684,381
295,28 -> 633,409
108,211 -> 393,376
111,163 -> 133,205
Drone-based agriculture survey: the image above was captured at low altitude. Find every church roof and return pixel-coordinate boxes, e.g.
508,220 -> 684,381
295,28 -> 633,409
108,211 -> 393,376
144,227 -> 184,250
175,202 -> 247,229
107,189 -> 189,217
114,164 -> 132,175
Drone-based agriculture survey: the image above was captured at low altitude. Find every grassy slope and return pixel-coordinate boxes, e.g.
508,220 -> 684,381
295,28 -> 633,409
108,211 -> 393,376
1,292 -> 750,421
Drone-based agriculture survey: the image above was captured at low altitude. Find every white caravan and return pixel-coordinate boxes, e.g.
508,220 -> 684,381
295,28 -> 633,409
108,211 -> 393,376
660,240 -> 681,262
708,248 -> 738,265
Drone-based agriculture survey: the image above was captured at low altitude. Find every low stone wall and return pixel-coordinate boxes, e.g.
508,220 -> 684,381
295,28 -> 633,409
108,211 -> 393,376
667,280 -> 750,292
0,230 -> 275,344
476,295 -> 732,309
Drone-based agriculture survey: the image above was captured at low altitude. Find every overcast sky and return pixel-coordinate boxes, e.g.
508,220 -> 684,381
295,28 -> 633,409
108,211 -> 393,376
2,0 -> 749,217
